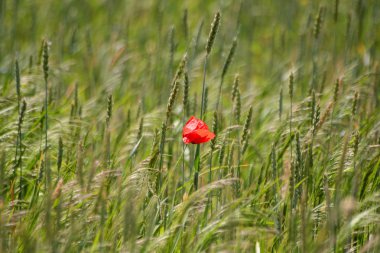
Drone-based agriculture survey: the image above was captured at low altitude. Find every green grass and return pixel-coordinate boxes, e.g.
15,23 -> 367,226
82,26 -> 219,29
1,0 -> 380,252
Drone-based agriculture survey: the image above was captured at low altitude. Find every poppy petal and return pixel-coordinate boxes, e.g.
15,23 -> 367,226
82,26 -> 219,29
183,135 -> 192,144
183,129 -> 215,144
182,116 -> 215,144
183,116 -> 198,135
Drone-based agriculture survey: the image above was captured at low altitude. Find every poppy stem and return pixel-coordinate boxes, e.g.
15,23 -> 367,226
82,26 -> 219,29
193,144 -> 200,190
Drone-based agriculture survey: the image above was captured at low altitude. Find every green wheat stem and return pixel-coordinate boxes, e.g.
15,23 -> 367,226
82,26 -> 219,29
216,37 -> 237,112
13,60 -> 21,186
42,40 -> 49,191
42,39 -> 53,248
289,72 -> 294,171
324,79 -> 340,241
200,55 -> 208,120
18,100 -> 26,200
182,72 -> 189,197
205,112 -> 217,216
288,72 -> 295,247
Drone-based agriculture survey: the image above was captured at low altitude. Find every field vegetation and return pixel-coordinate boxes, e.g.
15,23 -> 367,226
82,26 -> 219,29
0,0 -> 380,252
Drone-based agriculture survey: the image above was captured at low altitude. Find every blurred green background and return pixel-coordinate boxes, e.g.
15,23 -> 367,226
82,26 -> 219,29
0,0 -> 380,252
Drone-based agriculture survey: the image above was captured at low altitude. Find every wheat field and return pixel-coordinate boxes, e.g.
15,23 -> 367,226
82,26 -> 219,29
0,0 -> 380,252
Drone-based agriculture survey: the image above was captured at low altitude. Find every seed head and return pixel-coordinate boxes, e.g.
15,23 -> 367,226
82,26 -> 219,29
137,117 -> 144,141
106,94 -> 113,127
241,106 -> 253,146
352,91 -> 359,116
210,111 -> 218,150
232,74 -> 239,101
206,11 -> 221,55
316,101 -> 333,131
18,100 -> 27,127
15,60 -> 21,102
333,78 -> 341,103
313,7 -> 325,40
222,37 -> 237,78
183,71 -> 189,116
166,80 -> 180,122
289,72 -> 294,99
43,40 -> 49,81
234,89 -> 241,123
171,53 -> 187,89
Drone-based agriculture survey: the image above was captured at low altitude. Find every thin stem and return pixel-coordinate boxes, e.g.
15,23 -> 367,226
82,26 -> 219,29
289,96 -> 293,171
215,77 -> 224,113
18,127 -> 22,200
193,144 -> 200,191
204,147 -> 214,218
289,81 -> 294,211
182,144 -> 185,196
200,55 -> 208,119
182,106 -> 186,197
208,150 -> 213,184
45,76 -> 48,190
193,54 -> 209,190
158,124 -> 166,193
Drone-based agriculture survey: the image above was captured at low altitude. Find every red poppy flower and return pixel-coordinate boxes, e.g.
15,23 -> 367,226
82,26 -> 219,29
182,116 -> 215,144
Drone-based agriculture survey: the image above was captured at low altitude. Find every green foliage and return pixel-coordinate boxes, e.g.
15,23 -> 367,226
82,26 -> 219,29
0,0 -> 380,252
